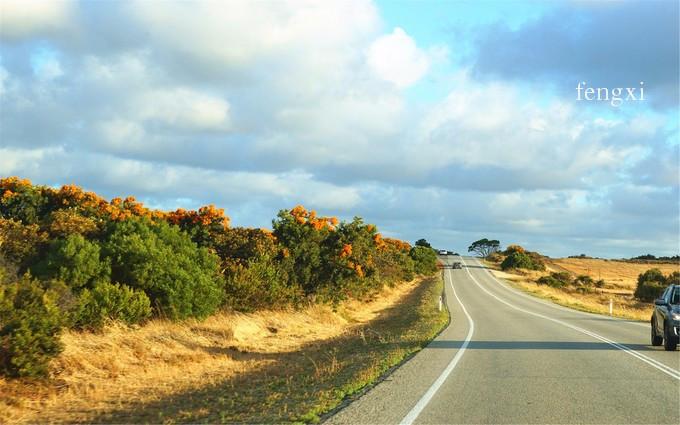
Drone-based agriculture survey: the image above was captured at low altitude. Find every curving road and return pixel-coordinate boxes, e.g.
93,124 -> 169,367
327,256 -> 680,424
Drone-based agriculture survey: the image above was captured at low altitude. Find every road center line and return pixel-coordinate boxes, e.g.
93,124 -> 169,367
400,267 -> 475,425
461,257 -> 680,381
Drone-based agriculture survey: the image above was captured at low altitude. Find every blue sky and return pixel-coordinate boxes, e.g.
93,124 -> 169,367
0,0 -> 678,258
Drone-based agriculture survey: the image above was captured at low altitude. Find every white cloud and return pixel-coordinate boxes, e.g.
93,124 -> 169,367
366,27 -> 431,88
137,88 -> 231,131
0,1 -> 676,257
127,0 -> 380,87
0,0 -> 74,40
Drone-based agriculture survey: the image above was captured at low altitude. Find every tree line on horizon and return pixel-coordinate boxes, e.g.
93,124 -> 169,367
0,177 -> 438,378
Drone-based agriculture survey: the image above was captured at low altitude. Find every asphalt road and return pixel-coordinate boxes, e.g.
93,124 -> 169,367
327,256 -> 680,424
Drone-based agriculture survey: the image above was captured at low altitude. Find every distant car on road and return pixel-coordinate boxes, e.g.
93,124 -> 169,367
438,249 -> 447,255
452,262 -> 462,269
651,284 -> 680,351
446,250 -> 454,255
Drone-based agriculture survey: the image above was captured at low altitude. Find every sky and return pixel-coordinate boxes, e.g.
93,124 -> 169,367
0,0 -> 678,258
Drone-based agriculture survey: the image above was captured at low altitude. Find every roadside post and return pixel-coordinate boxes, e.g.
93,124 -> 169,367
438,295 -> 443,311
609,298 -> 613,316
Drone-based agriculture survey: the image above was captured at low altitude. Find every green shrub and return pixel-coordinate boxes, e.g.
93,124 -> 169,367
525,251 -> 546,271
0,183 -> 52,225
594,279 -> 605,288
634,268 -> 667,302
0,275 -> 64,378
0,218 -> 49,270
536,272 -> 572,288
536,275 -> 566,288
666,271 -> 680,286
501,251 -> 535,270
73,282 -> 152,330
34,234 -> 110,290
103,219 -> 223,320
574,274 -> 594,286
272,209 -> 326,295
551,272 -> 573,285
223,255 -> 300,312
500,251 -> 546,271
409,246 -> 438,275
374,245 -> 415,285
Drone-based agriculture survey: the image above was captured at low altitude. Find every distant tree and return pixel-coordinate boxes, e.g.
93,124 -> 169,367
414,239 -> 431,248
468,238 -> 500,258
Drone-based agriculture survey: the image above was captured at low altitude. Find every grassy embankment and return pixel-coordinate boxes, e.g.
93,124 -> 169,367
0,274 -> 448,424
484,257 -> 679,321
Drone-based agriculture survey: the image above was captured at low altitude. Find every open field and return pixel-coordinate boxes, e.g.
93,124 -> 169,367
550,258 -> 679,291
484,257 -> 679,321
0,275 -> 447,424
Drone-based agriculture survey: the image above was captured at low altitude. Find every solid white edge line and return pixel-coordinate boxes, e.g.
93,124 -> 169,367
462,257 -> 680,381
399,266 -> 475,425
474,257 -> 647,328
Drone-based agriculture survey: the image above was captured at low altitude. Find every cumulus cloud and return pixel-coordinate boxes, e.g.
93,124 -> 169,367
471,1 -> 679,109
0,0 -> 676,257
366,27 -> 431,88
0,0 -> 75,41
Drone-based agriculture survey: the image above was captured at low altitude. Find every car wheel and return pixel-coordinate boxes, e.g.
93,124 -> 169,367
651,320 -> 663,346
663,323 -> 678,351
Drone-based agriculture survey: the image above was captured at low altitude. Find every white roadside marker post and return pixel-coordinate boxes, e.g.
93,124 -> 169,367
439,295 -> 443,312
609,298 -> 613,316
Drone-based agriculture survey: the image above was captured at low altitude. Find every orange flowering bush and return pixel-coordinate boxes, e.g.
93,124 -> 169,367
1,178 -> 430,377
1,177 -> 422,318
289,205 -> 338,231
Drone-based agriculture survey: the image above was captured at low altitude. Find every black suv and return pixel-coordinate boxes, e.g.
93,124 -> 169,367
452,262 -> 462,269
651,284 -> 680,351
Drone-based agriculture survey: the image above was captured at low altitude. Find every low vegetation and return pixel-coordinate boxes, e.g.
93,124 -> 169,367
634,269 -> 680,302
499,245 -> 545,271
0,274 -> 448,423
0,177 -> 437,379
484,244 -> 679,321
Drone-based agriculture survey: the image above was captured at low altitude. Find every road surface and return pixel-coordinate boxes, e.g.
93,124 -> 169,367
327,256 -> 680,424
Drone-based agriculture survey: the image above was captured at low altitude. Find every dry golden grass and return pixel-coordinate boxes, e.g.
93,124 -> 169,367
0,279 -> 425,424
485,261 -> 661,322
551,258 -> 679,291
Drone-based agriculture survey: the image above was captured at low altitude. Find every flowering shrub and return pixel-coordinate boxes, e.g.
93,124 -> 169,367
0,178 -> 431,377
